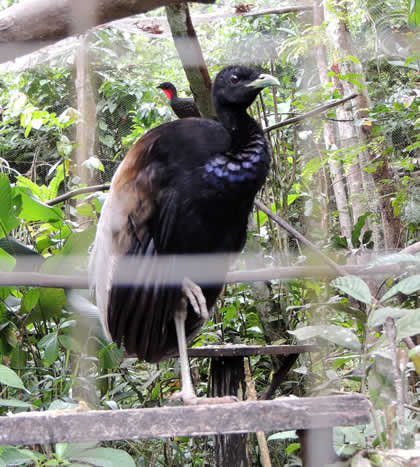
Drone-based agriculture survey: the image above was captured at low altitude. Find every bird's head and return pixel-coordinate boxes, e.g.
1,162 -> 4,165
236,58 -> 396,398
212,66 -> 280,110
156,82 -> 177,99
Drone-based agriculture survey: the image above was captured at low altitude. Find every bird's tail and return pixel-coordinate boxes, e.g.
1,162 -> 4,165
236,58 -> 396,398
65,290 -> 111,342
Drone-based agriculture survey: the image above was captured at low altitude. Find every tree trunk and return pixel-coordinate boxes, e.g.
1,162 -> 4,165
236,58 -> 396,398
313,0 -> 352,240
326,0 -> 403,249
165,3 -> 216,119
74,35 -> 96,186
0,0 -> 213,63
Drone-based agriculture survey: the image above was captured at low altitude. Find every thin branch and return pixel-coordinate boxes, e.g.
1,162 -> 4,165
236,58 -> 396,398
129,5 -> 313,37
404,403 -> 420,413
244,358 -> 272,467
260,354 -> 299,400
242,6 -> 313,16
264,94 -> 358,133
384,316 -> 407,443
47,184 -> 110,206
254,200 -> 346,276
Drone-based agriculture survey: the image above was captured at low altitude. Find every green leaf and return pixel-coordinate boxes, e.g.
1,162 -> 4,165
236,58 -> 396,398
35,288 -> 67,322
41,227 -> 96,275
99,343 -> 124,370
0,247 -> 16,272
22,288 -> 40,313
0,363 -> 26,390
15,176 -> 44,199
344,54 -> 360,64
58,334 -> 82,353
151,381 -> 161,400
0,447 -> 38,466
39,332 -> 59,365
76,203 -> 95,217
0,399 -> 33,408
289,324 -> 361,350
396,309 -> 420,341
4,323 -> 18,348
380,275 -> 420,302
332,235 -> 348,249
351,212 -> 371,248
331,275 -> 372,305
56,135 -> 74,156
14,187 -> 62,223
0,214 -> 20,238
55,443 -> 67,459
368,307 -> 409,328
287,193 -> 299,205
71,447 -> 136,467
48,163 -> 65,199
301,157 -> 321,183
0,174 -> 12,221
362,229 -> 372,246
57,442 -> 98,459
10,346 -> 28,369
285,443 -> 300,454
24,123 -> 32,137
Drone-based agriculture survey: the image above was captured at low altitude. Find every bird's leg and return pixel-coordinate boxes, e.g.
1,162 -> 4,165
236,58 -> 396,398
170,300 -> 197,403
169,279 -> 238,406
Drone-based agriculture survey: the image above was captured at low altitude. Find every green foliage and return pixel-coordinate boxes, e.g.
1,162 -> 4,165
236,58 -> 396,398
0,2 -> 418,464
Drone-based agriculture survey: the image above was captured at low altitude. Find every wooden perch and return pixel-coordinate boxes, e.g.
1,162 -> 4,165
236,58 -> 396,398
0,0 -> 214,63
187,344 -> 320,358
0,394 -> 369,445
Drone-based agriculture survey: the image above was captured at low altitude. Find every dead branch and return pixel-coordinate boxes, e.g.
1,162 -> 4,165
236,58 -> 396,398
129,5 -> 313,37
264,94 -> 358,133
0,0 -> 213,63
259,354 -> 299,400
46,184 -> 109,206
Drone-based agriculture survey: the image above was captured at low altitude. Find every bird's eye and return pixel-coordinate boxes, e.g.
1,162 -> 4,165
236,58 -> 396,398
230,74 -> 240,84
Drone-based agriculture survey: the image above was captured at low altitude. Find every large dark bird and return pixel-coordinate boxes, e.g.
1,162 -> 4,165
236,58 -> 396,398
156,81 -> 201,119
90,66 -> 279,404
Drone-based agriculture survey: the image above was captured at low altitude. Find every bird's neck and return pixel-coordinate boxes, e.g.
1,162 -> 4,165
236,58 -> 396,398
217,106 -> 262,149
164,88 -> 176,100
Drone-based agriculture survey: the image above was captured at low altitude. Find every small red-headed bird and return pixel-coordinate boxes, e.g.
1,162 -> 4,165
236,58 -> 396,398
90,66 -> 279,404
156,81 -> 201,119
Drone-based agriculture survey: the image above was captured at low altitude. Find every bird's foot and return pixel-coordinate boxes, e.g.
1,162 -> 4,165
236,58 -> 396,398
169,391 -> 238,406
182,277 -> 208,320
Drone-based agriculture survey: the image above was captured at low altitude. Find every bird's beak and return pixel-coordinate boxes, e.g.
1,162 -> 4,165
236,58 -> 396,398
247,73 -> 280,88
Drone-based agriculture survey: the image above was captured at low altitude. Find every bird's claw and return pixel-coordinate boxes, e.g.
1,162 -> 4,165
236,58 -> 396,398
182,278 -> 209,320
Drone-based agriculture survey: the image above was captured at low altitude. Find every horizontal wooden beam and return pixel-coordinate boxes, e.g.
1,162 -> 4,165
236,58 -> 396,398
187,344 -> 320,357
1,395 -> 369,445
0,263 -> 408,289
